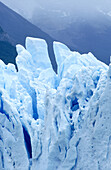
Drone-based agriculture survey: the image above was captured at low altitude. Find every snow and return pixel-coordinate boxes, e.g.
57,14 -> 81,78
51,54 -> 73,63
0,37 -> 110,170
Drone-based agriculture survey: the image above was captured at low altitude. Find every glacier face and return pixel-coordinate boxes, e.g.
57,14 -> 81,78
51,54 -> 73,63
0,37 -> 110,170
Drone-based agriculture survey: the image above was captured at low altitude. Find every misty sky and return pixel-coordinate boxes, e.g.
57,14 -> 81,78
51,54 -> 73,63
1,0 -> 111,20
1,0 -> 111,33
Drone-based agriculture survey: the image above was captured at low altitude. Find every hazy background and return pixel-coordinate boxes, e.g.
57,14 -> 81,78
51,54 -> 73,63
1,0 -> 111,15
1,0 -> 111,24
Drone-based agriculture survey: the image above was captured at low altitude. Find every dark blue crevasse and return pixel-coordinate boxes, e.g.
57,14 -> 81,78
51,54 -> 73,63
55,115 -> 59,132
75,138 -> 81,148
71,97 -> 79,112
95,106 -> 99,116
22,125 -> 32,159
36,140 -> 42,160
0,151 -> 4,168
58,146 -> 61,152
29,159 -> 32,170
71,138 -> 81,170
70,166 -> 74,170
70,122 -> 75,139
87,90 -> 93,98
30,88 -> 38,120
13,161 -> 15,168
64,146 -> 67,159
69,113 -> 72,119
0,134 -> 3,142
92,120 -> 96,127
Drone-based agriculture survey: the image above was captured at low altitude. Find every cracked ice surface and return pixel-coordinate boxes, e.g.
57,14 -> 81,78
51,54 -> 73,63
0,37 -> 110,170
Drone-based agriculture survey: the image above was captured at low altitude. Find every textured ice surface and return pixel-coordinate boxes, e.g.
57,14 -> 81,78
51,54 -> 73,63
0,37 -> 110,170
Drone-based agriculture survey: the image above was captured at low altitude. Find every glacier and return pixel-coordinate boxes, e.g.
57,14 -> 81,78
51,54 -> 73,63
0,37 -> 111,170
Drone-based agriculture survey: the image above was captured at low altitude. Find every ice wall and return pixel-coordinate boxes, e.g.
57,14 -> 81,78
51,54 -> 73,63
0,37 -> 110,170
